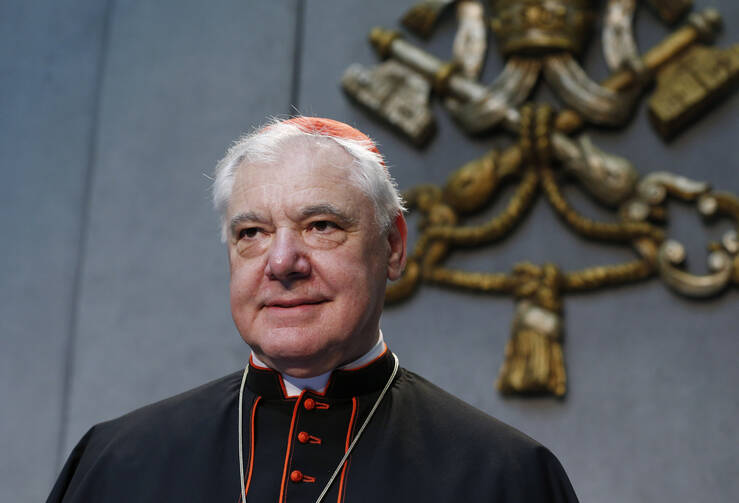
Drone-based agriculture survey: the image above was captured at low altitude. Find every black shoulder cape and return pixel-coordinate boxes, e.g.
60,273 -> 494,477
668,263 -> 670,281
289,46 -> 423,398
48,350 -> 579,502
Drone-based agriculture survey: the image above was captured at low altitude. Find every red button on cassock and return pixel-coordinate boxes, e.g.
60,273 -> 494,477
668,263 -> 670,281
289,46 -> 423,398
290,470 -> 303,483
297,431 -> 309,444
303,398 -> 315,410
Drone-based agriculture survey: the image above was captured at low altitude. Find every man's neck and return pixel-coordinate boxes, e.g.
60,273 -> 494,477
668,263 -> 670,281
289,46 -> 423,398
250,332 -> 386,397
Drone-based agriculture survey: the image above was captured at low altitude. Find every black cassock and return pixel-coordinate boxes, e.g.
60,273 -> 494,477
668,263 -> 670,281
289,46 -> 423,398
48,349 -> 579,502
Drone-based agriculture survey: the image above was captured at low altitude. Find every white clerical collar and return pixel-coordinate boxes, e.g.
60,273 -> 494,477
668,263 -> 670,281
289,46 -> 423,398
250,331 -> 386,398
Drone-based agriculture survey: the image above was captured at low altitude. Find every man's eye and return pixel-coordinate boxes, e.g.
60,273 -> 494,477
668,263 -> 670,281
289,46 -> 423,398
310,221 -> 338,232
238,227 -> 260,239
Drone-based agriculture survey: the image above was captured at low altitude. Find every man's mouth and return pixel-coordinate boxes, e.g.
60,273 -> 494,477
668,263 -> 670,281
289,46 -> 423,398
264,298 -> 328,309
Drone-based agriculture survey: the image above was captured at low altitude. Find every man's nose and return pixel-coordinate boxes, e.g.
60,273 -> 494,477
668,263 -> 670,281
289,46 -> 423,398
265,229 -> 311,284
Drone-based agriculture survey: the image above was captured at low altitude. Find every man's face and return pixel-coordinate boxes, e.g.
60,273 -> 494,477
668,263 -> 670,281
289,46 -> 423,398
226,138 -> 406,377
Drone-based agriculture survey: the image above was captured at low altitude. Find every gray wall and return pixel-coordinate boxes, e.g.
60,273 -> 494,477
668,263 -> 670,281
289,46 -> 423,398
2,1 -> 737,501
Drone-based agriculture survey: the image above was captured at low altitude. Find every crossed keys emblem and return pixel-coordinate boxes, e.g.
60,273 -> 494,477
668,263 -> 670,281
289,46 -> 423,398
341,0 -> 739,397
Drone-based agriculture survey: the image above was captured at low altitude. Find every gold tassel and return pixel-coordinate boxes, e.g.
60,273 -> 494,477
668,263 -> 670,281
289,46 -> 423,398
497,300 -> 566,397
497,263 -> 567,397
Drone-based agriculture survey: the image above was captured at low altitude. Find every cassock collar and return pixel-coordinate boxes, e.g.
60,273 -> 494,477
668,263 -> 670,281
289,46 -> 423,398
245,344 -> 395,400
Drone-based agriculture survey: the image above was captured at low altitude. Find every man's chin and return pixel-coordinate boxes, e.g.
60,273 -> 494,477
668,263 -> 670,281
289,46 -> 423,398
247,336 -> 337,376
259,353 -> 337,378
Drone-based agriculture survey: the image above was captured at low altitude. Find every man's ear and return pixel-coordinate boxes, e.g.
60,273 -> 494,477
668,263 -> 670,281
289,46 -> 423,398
386,214 -> 407,281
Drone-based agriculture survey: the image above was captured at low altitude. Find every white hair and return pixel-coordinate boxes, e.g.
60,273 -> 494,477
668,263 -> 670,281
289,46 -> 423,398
212,118 -> 405,241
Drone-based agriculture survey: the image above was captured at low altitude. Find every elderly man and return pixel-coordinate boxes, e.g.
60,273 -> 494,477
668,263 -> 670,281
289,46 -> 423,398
48,117 -> 579,502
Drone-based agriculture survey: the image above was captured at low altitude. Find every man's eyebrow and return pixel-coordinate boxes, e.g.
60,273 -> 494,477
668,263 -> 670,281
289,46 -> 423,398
229,211 -> 268,236
301,204 -> 357,225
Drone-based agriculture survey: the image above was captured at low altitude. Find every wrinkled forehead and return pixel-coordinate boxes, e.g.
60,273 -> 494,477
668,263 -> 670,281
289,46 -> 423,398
228,135 -> 365,208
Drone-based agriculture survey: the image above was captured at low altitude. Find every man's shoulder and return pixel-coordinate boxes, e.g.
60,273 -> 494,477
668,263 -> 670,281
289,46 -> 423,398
88,370 -> 242,447
394,368 -> 544,453
49,371 -> 246,501
368,368 -> 578,501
